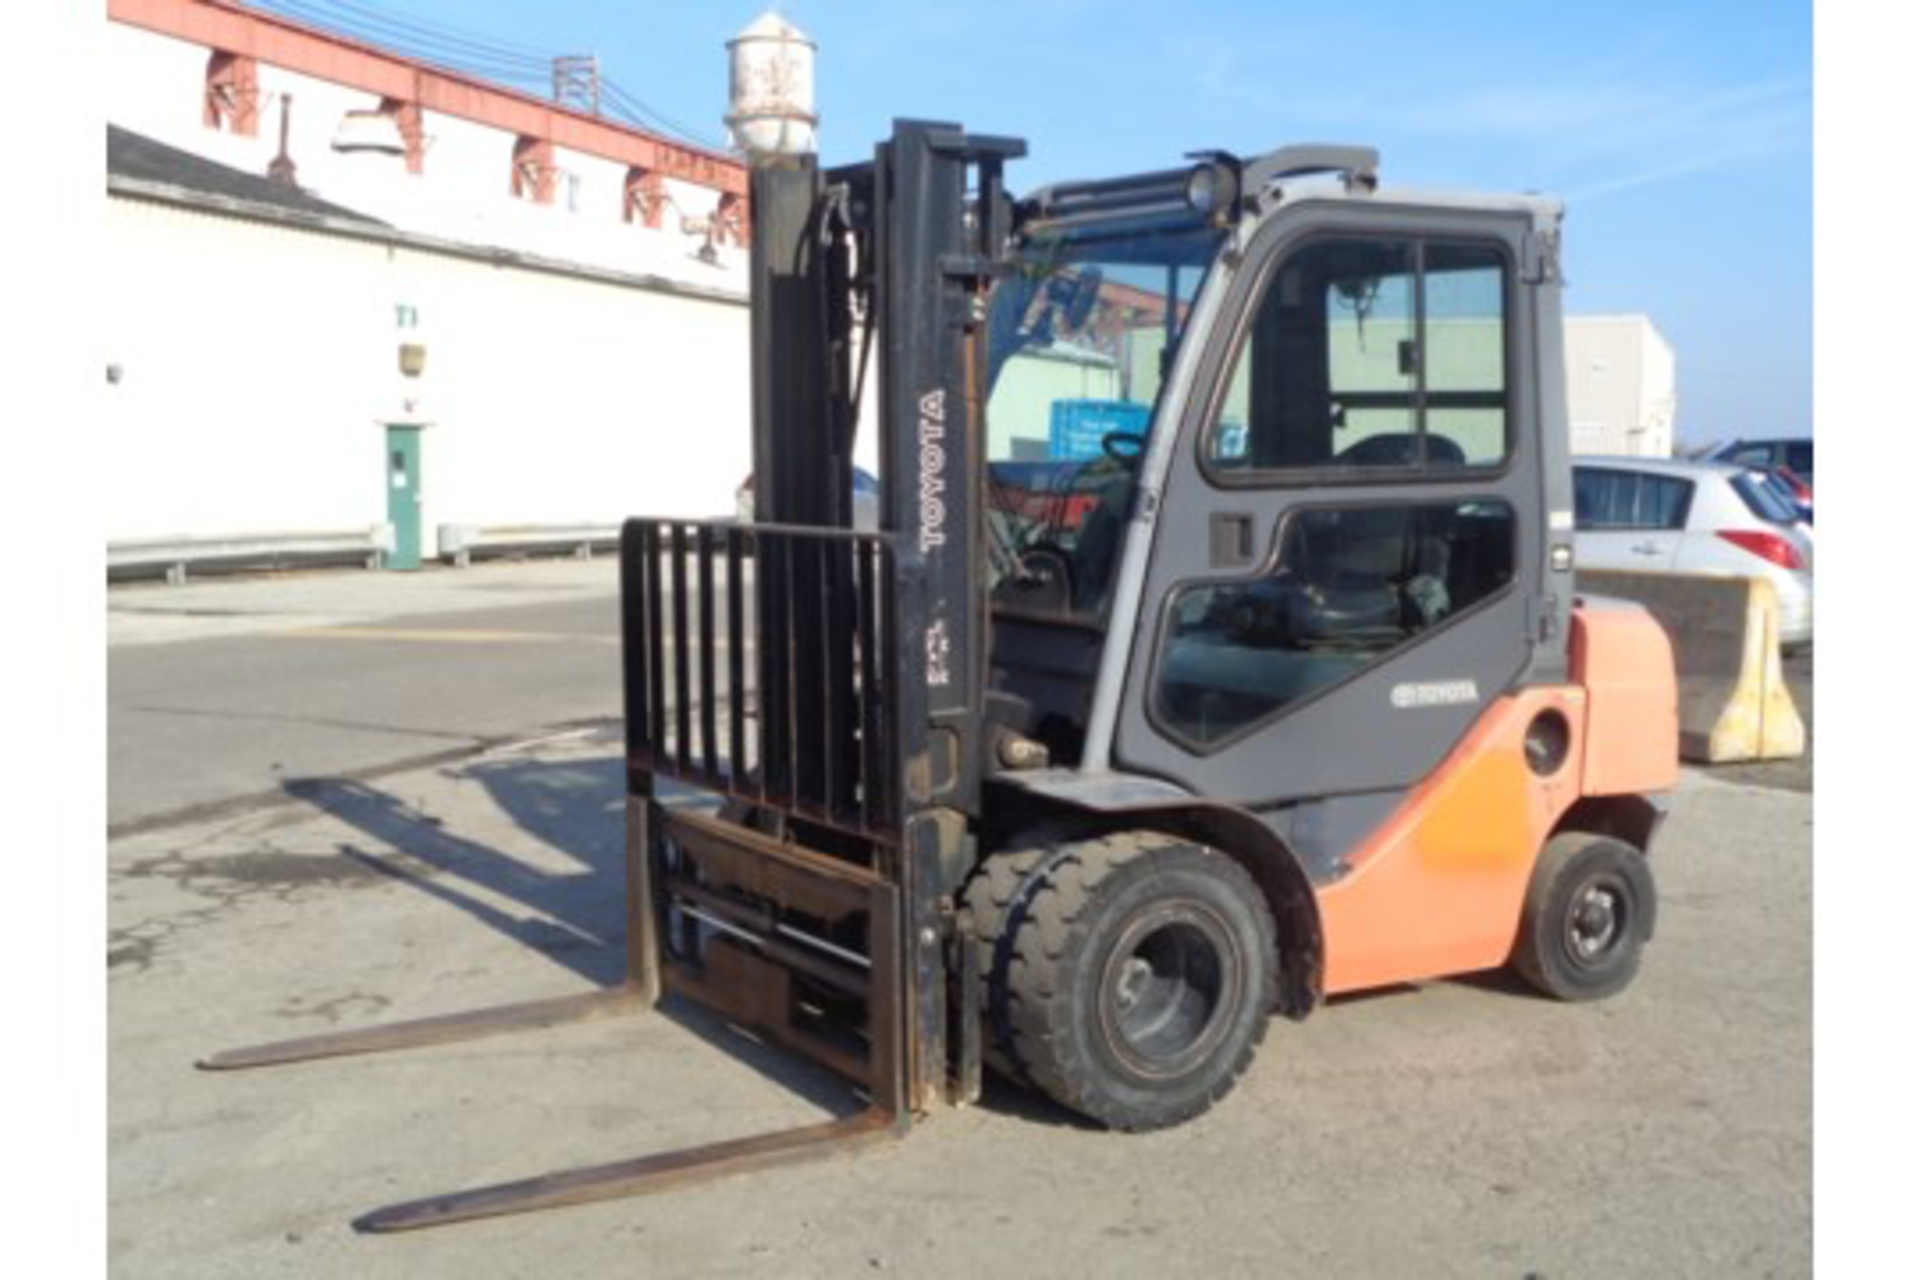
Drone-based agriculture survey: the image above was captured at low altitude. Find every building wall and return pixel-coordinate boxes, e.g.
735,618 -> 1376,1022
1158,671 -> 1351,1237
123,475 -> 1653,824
105,195 -> 750,541
1564,315 -> 1675,457
101,19 -> 746,290
987,349 -> 1123,459
104,6 -> 758,548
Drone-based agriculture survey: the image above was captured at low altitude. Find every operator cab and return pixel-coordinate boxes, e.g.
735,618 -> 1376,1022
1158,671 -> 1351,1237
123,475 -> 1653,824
982,149 -> 1569,791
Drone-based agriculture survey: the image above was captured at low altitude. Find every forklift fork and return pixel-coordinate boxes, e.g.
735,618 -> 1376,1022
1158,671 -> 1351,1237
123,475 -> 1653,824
201,125 -> 1011,1230
198,796 -> 916,1232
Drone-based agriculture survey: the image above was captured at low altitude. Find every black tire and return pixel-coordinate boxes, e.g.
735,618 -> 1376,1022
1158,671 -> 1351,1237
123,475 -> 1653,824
961,841 -> 1052,1085
1510,832 -> 1656,1002
966,832 -> 1278,1131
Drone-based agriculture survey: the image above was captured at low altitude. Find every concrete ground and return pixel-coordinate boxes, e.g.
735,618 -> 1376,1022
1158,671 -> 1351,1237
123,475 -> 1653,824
108,561 -> 622,833
107,563 -> 1813,1276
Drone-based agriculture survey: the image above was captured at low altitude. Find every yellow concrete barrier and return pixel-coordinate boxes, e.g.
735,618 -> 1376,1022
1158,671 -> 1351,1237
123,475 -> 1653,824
1574,571 -> 1805,764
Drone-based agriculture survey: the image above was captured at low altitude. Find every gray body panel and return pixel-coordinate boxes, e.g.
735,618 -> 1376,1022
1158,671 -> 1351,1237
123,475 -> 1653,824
998,771 -> 1402,885
1260,790 -> 1407,884
1101,196 -> 1565,805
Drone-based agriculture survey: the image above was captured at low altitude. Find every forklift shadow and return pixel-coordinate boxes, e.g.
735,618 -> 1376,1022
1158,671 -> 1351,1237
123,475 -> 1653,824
280,761 -> 860,1116
283,761 -> 630,988
279,761 -> 1215,1130
1321,970 -> 1543,1006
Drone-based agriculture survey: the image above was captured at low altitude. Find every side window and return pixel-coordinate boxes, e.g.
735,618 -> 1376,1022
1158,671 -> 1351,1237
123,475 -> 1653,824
1574,470 -> 1691,530
1573,468 -> 1610,528
1155,501 -> 1515,747
1205,236 -> 1509,476
1642,475 -> 1693,529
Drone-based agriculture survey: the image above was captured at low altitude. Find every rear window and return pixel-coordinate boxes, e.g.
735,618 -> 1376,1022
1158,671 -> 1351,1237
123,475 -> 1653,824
1785,441 -> 1813,479
1732,472 -> 1800,524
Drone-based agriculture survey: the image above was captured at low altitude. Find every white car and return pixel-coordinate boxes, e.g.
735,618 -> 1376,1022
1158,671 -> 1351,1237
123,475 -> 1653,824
1573,456 -> 1813,648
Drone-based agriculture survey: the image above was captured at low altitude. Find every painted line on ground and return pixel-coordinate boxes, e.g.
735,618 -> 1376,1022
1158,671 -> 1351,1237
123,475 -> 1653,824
270,626 -> 621,645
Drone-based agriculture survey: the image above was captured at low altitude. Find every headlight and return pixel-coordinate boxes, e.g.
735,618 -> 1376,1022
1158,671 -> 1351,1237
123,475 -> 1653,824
1185,162 -> 1239,217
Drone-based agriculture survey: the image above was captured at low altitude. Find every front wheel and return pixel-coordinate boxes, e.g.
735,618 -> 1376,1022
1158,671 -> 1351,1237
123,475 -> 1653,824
1509,832 -> 1656,1001
970,832 -> 1278,1131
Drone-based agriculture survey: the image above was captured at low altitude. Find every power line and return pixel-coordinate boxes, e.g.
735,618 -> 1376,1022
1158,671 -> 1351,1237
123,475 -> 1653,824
248,0 -> 729,152
603,78 -> 726,152
259,0 -> 552,65
255,0 -> 551,84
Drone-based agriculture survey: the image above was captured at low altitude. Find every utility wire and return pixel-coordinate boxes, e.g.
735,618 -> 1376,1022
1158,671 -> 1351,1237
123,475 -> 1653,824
258,0 -> 552,65
255,0 -> 551,84
250,0 -> 729,152
603,78 -> 727,152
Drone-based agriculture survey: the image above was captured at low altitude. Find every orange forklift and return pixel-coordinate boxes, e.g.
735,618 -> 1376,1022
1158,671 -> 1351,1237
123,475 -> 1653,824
206,121 -> 1678,1228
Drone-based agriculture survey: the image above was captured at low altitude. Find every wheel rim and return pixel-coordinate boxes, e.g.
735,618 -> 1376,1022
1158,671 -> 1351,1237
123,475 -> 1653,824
1563,876 -> 1630,969
1097,902 -> 1242,1079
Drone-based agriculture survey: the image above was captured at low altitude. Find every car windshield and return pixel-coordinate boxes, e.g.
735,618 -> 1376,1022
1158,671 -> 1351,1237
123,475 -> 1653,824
984,222 -> 1226,621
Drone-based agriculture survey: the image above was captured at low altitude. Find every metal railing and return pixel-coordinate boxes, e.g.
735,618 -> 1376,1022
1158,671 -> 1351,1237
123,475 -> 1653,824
107,525 -> 395,584
437,522 -> 620,567
621,518 -> 908,842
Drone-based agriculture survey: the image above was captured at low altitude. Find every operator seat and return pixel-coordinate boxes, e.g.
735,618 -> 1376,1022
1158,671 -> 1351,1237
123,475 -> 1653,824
1283,505 -> 1454,644
1070,465 -> 1134,612
1335,432 -> 1468,469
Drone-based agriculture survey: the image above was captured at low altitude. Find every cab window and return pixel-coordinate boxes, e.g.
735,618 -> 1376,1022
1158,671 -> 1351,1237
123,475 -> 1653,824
1206,237 -> 1510,476
1154,500 -> 1516,747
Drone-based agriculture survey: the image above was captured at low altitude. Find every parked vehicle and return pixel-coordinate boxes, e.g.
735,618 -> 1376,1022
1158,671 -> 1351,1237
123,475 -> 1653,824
1573,456 -> 1812,646
1707,437 -> 1814,491
1761,468 -> 1813,526
736,466 -> 881,528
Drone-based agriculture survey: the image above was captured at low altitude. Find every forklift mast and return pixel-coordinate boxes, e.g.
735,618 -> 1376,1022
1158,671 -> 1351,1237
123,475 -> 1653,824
749,121 -> 1025,817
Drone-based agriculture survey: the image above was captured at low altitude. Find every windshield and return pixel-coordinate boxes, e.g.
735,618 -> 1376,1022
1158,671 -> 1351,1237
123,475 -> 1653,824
984,223 -> 1226,621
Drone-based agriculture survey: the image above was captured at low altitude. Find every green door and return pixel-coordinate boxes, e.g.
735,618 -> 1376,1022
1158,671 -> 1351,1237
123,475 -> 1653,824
385,424 -> 423,570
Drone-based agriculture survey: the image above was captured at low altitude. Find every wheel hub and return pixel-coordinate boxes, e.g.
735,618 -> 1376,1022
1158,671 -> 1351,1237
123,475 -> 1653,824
1098,905 -> 1238,1078
1567,883 -> 1624,963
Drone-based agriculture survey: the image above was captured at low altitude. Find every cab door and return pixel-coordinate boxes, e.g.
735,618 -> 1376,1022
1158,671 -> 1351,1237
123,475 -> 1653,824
1113,202 -> 1559,806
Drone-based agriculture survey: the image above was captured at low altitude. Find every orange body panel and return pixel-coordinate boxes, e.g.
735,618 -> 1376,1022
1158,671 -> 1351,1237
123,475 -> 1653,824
1569,602 -> 1681,796
1314,602 -> 1677,995
1316,687 -> 1588,994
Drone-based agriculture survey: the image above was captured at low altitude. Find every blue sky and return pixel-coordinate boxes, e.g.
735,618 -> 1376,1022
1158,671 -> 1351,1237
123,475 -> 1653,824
303,0 -> 1813,445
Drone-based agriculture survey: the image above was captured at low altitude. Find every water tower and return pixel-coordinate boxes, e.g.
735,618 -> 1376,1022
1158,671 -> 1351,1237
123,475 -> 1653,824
725,11 -> 817,165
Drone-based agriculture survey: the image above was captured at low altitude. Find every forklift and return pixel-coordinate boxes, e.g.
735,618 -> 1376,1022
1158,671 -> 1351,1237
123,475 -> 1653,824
204,120 -> 1678,1229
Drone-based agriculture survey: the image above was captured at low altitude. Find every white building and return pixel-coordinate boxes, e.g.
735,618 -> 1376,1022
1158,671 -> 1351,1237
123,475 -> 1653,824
1564,315 -> 1677,458
104,0 -> 757,568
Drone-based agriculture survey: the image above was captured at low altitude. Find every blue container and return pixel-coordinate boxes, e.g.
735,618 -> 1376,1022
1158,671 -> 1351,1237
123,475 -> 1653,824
1048,399 -> 1150,461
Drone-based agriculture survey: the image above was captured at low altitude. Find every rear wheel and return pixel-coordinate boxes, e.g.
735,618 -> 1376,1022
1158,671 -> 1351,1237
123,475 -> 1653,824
1510,832 -> 1656,1001
966,832 -> 1277,1131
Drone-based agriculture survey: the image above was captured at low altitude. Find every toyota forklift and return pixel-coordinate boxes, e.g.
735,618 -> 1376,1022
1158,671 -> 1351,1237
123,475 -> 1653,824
204,121 -> 1679,1229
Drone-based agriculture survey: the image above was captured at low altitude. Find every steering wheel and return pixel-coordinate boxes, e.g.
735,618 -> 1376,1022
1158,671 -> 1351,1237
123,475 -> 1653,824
1101,430 -> 1148,465
1001,544 -> 1076,612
